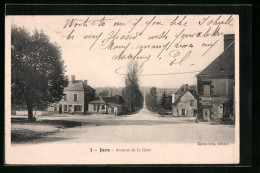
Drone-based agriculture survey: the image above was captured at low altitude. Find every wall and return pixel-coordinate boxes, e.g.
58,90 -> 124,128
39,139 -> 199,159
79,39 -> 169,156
198,77 -> 234,97
59,91 -> 84,105
84,91 -> 96,111
89,103 -> 123,115
88,103 -> 107,114
58,91 -> 85,113
197,77 -> 234,121
210,97 -> 228,119
88,104 -> 95,113
15,111 -> 54,116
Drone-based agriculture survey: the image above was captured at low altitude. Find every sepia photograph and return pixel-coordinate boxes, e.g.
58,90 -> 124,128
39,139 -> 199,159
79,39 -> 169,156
5,14 -> 240,164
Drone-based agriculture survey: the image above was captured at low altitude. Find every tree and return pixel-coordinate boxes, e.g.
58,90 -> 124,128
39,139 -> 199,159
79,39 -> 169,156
146,87 -> 158,111
122,61 -> 143,113
11,26 -> 68,121
160,91 -> 167,108
159,92 -> 172,110
164,96 -> 172,110
98,89 -> 109,97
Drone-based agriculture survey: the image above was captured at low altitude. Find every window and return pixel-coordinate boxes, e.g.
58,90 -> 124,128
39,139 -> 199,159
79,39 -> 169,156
74,94 -> 78,101
190,100 -> 195,107
94,105 -> 96,110
64,94 -> 67,101
74,105 -> 82,112
101,105 -> 105,109
64,105 -> 68,112
203,85 -> 210,96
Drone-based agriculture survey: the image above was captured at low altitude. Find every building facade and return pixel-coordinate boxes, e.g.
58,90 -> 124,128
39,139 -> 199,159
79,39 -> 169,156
88,95 -> 126,115
172,84 -> 197,117
197,34 -> 235,122
55,75 -> 95,114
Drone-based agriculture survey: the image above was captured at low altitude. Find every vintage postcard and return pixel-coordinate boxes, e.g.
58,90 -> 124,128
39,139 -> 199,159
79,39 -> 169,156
5,14 -> 239,164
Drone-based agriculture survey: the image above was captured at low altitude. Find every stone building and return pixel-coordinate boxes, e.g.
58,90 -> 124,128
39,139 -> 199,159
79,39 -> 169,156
197,34 -> 235,122
55,75 -> 95,114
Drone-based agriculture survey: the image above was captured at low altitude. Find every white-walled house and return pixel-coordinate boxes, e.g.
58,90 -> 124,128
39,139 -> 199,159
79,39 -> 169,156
172,91 -> 197,117
172,84 -> 197,117
88,95 -> 126,115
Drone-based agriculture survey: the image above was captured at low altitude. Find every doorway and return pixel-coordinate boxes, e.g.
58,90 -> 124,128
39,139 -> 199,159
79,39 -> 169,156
97,105 -> 100,113
203,108 -> 210,121
59,105 -> 62,114
69,105 -> 72,114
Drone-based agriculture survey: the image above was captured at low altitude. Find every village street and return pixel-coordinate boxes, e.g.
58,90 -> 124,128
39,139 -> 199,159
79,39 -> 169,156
11,108 -> 235,144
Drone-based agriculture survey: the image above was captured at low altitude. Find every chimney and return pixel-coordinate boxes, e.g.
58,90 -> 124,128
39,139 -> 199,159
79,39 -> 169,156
84,80 -> 88,84
224,34 -> 235,50
185,84 -> 188,91
71,75 -> 75,83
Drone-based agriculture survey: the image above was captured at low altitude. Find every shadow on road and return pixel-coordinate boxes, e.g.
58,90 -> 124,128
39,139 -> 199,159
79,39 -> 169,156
12,118 -> 87,128
11,129 -> 74,144
11,118 -> 84,144
11,117 -> 196,144
92,119 -> 195,126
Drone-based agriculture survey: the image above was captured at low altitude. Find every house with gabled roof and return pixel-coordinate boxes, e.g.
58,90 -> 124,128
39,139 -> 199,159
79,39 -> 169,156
172,84 -> 196,103
197,34 -> 235,122
88,95 -> 126,115
172,84 -> 197,117
56,75 -> 95,114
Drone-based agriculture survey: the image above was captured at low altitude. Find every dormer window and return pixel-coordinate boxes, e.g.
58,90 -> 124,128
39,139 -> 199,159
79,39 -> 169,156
220,66 -> 225,72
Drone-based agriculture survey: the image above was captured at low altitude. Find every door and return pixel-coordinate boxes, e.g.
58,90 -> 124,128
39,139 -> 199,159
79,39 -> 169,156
59,105 -> 62,114
97,105 -> 100,113
182,109 -> 186,116
69,105 -> 72,114
203,109 -> 210,121
193,109 -> 197,117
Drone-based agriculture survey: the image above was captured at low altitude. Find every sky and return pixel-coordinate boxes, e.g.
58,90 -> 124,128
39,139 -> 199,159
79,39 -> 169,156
7,15 -> 238,88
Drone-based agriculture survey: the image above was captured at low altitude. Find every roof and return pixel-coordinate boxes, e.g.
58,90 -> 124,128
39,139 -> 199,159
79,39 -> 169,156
89,96 -> 125,105
172,95 -> 182,106
107,103 -> 123,107
102,96 -> 125,104
64,80 -> 95,92
88,100 -> 106,104
173,84 -> 196,94
197,41 -> 234,78
172,90 -> 197,106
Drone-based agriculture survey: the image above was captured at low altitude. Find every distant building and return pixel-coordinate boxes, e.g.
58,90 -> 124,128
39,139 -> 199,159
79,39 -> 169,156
172,84 -> 197,117
88,95 -> 126,115
56,75 -> 95,114
172,84 -> 196,102
197,34 -> 235,122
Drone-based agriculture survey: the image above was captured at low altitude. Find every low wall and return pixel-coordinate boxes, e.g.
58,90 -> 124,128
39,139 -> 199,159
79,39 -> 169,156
14,111 -> 54,116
